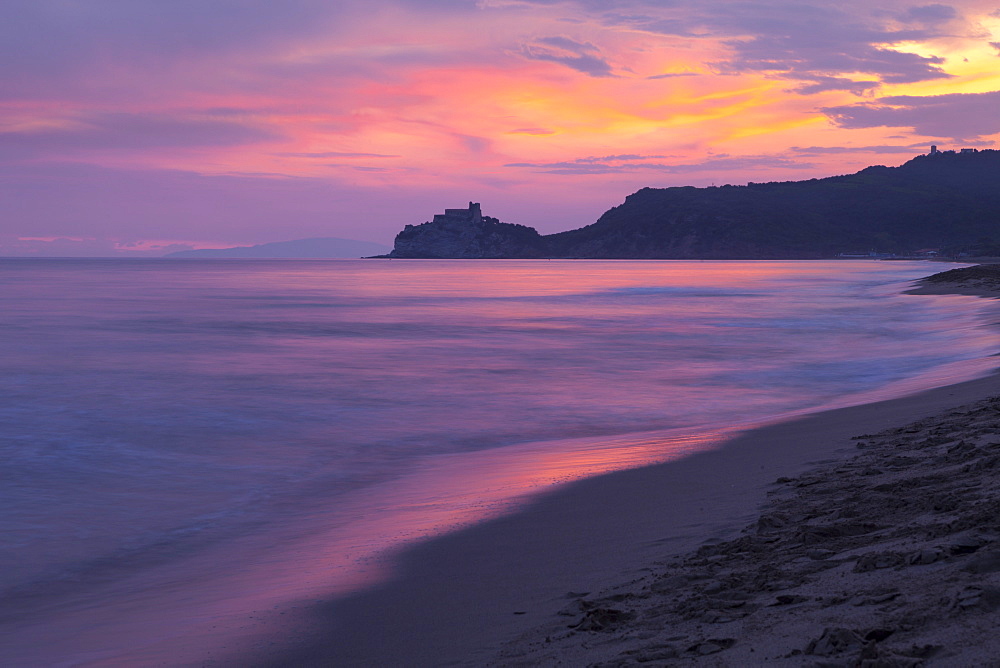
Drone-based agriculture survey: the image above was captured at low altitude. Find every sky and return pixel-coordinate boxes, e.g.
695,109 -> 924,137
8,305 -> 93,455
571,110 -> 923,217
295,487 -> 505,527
2,0 -> 1000,256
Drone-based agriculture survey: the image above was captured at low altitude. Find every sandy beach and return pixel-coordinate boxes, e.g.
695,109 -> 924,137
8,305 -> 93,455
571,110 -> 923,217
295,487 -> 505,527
253,267 -> 1000,666
496,387 -> 1000,666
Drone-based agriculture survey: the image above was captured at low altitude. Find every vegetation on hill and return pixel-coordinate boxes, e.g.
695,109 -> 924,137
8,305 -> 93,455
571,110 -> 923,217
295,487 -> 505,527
543,149 -> 1000,259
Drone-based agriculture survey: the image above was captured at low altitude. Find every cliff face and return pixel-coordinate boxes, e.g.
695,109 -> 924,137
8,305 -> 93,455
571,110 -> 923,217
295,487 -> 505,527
388,204 -> 549,258
387,151 -> 1000,259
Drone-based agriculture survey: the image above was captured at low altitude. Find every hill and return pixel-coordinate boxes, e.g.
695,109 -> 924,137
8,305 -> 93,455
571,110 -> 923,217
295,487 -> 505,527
387,150 -> 1000,259
547,149 -> 1000,259
387,202 -> 548,258
168,237 -> 391,258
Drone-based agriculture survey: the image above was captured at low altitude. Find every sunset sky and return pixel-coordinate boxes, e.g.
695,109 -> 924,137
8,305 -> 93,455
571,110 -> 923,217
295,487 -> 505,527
3,0 -> 1000,256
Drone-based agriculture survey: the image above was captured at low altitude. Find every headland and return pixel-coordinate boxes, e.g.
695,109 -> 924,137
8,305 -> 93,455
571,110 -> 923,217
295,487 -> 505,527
385,148 -> 1000,260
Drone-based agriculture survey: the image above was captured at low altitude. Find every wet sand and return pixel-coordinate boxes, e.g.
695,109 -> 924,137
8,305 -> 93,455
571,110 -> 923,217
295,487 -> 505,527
496,389 -> 1000,666
261,269 -> 1000,667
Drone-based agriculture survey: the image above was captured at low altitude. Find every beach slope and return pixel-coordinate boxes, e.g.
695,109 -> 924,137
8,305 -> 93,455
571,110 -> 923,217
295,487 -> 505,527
263,267 -> 1000,666
496,392 -> 1000,665
265,382 -> 1000,666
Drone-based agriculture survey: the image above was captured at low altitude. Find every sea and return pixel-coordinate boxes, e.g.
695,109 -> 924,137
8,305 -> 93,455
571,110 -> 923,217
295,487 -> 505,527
2,258 -> 998,664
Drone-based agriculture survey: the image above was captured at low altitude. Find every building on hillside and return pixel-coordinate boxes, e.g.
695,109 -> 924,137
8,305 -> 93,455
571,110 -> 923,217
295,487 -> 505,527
930,145 -> 981,155
432,202 -> 483,225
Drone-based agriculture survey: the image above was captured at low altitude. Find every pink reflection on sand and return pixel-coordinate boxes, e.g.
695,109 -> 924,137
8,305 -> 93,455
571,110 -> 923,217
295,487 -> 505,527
306,427 -> 736,593
3,426 -> 734,666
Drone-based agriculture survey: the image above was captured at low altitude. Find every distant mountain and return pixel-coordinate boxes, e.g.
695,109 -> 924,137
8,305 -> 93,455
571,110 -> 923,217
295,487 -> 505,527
387,150 -> 1000,259
167,237 -> 391,258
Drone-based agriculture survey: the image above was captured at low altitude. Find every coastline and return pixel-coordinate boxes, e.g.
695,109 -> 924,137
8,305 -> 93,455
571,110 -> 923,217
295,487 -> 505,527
246,269 -> 1000,666
262,389 -> 1000,663
6,260 -> 993,667
497,387 -> 1000,665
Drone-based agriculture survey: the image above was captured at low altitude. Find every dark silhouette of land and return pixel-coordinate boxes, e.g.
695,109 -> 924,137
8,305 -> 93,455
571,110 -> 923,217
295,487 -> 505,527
387,150 -> 1000,259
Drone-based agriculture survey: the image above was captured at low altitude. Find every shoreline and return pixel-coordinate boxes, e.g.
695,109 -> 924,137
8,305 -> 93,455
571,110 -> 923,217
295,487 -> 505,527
258,377 -> 1000,666
246,269 -> 1000,666
496,387 -> 1000,665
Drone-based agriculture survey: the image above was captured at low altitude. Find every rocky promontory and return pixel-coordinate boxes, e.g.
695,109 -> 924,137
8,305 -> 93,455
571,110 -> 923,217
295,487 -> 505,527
387,202 -> 548,258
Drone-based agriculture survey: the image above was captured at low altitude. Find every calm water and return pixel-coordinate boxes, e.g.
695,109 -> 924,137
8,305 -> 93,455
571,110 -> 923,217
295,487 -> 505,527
2,258 -> 998,664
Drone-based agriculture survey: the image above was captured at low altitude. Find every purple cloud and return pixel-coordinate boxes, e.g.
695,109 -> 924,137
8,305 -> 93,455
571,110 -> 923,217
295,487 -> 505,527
715,35 -> 951,89
0,0 -> 493,102
822,90 -> 1000,140
0,113 -> 282,161
778,74 -> 881,95
521,36 -> 616,77
0,1 -> 346,96
901,4 -> 959,24
549,1 -> 961,94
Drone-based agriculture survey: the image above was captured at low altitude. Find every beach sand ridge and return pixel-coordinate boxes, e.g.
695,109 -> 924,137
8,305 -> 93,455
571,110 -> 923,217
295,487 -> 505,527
494,395 -> 1000,666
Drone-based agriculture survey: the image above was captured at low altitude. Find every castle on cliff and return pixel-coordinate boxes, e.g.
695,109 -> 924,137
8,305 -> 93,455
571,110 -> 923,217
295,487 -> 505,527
432,202 -> 483,225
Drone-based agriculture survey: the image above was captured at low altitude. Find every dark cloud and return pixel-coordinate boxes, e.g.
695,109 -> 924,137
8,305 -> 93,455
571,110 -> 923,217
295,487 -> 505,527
521,36 -> 616,76
991,41 -> 1000,55
506,154 -> 809,174
822,90 -> 1000,140
0,113 -> 282,160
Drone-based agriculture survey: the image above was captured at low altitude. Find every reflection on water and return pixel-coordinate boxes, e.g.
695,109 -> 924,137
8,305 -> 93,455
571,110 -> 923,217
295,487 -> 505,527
0,258 -> 997,664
